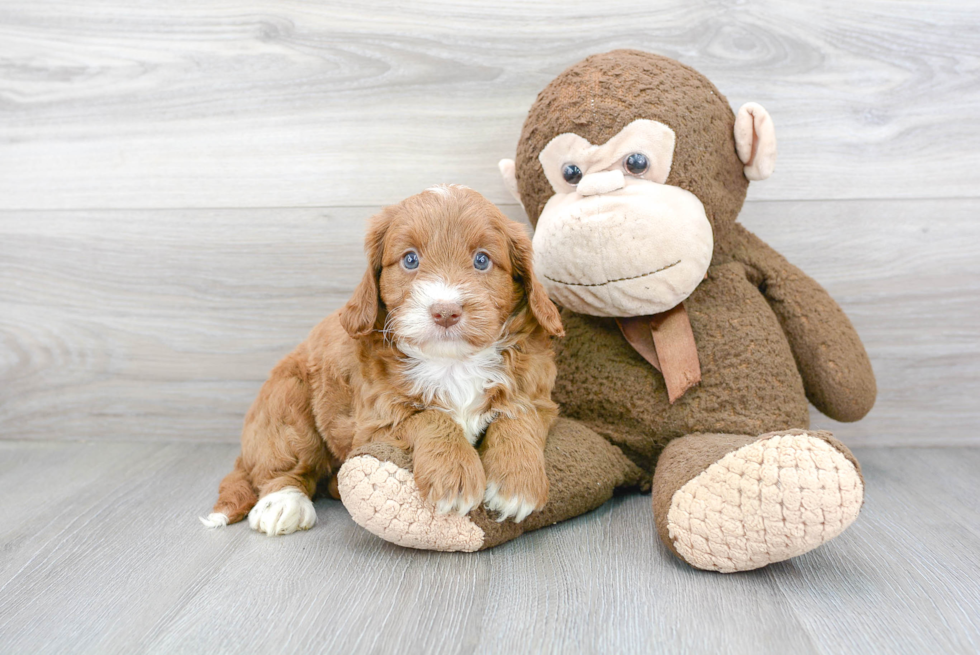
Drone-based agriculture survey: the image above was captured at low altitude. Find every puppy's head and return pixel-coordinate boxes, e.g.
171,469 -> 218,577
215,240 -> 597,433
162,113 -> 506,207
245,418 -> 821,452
339,184 -> 562,357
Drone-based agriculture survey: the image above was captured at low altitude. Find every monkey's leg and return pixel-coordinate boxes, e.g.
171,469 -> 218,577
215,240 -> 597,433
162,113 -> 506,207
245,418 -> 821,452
653,430 -> 864,573
336,418 -> 646,551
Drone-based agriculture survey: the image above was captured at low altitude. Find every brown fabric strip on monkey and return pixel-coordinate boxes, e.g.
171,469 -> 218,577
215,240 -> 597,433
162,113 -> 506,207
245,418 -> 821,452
616,304 -> 701,403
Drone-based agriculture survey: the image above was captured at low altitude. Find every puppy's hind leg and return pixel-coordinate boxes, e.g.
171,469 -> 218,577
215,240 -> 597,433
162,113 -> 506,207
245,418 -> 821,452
203,356 -> 331,536
201,456 -> 257,527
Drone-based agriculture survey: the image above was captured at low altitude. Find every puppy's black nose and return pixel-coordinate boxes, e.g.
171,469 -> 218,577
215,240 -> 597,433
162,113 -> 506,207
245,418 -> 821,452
430,302 -> 462,328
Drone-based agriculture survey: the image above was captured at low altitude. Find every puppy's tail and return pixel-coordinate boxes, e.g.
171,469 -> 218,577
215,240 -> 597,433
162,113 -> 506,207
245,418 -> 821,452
203,457 -> 257,526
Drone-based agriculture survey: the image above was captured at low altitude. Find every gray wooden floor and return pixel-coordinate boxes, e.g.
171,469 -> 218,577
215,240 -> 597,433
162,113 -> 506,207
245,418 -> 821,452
3,1 -> 980,653
0,442 -> 977,655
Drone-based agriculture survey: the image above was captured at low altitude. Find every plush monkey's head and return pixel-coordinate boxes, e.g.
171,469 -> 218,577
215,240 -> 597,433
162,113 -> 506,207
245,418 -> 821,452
500,50 -> 776,317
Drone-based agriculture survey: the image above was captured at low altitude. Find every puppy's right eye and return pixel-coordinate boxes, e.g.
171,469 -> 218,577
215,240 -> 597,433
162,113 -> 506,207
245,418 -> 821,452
401,251 -> 419,270
561,164 -> 582,185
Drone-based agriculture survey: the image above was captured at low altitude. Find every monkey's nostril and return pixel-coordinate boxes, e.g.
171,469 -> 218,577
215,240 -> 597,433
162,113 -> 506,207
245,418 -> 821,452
430,302 -> 463,328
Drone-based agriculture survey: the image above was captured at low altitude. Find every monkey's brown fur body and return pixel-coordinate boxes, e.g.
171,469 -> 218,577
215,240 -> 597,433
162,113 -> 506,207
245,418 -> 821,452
338,51 -> 876,571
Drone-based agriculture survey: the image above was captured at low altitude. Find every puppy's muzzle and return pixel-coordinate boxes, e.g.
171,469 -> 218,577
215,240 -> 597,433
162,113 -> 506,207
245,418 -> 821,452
430,302 -> 463,328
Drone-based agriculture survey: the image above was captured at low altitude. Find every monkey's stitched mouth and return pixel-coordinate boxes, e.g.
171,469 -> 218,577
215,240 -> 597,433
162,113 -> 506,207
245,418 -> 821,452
544,260 -> 681,288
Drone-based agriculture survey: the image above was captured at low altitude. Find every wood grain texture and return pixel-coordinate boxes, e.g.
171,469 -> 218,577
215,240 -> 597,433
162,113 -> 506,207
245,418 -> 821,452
1,0 -> 979,209
0,441 -> 977,654
3,199 -> 977,446
770,448 -> 980,654
739,199 -> 980,446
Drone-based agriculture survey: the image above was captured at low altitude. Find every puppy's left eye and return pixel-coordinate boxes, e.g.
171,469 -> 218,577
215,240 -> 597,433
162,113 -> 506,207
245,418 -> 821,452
473,252 -> 491,271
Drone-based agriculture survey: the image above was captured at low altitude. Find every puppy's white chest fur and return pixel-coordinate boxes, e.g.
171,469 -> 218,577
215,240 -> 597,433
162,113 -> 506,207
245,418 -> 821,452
399,342 -> 509,444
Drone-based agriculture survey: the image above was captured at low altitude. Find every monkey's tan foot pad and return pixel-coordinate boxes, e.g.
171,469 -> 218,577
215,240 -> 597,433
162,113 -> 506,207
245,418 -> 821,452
337,454 -> 486,552
665,432 -> 863,573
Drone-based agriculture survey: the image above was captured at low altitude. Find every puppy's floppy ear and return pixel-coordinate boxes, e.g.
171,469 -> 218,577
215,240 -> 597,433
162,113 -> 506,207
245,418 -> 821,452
504,221 -> 563,337
340,208 -> 392,338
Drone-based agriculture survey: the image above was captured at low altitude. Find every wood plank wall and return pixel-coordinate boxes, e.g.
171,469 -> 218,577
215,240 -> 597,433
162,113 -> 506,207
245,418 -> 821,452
1,0 -> 978,446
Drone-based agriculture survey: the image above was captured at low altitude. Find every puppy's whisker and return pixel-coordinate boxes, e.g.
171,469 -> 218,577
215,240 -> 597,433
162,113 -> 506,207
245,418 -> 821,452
381,309 -> 401,348
370,308 -> 402,349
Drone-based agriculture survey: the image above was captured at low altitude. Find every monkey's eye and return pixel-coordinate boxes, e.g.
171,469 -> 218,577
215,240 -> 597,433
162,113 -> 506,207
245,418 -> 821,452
401,250 -> 420,270
562,164 -> 583,185
624,153 -> 649,176
473,251 -> 492,271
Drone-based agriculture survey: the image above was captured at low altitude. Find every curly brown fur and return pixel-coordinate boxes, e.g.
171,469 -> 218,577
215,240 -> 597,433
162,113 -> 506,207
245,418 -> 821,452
207,185 -> 562,530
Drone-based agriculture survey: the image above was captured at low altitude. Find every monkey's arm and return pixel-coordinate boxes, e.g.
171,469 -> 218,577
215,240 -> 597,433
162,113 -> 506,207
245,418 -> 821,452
727,223 -> 876,422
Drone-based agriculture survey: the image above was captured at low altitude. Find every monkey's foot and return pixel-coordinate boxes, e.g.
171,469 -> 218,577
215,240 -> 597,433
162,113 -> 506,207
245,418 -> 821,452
338,419 -> 649,552
337,443 -> 486,552
654,430 -> 864,573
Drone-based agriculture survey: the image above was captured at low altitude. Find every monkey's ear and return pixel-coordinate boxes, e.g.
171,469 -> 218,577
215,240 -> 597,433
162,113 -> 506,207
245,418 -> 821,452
504,221 -> 563,337
339,209 -> 391,338
734,102 -> 777,181
498,159 -> 524,207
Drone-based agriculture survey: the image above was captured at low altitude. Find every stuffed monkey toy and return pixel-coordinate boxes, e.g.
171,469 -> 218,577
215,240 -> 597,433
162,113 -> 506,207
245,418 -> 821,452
338,50 -> 876,572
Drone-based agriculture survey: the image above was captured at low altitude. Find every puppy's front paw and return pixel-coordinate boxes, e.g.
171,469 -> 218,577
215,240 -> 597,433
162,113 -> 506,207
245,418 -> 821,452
413,443 -> 486,516
248,487 -> 316,536
482,451 -> 548,523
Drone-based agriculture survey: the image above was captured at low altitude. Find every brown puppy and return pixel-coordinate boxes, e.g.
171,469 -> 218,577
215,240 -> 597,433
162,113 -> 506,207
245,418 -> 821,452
201,185 -> 563,536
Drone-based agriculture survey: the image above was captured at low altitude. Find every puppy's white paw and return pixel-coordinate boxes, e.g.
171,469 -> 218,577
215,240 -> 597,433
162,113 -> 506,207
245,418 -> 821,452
199,512 -> 229,528
248,487 -> 316,536
483,482 -> 541,523
434,493 -> 483,518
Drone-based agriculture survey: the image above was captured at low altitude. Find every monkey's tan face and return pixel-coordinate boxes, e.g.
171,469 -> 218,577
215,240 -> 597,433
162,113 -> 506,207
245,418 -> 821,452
530,120 -> 713,317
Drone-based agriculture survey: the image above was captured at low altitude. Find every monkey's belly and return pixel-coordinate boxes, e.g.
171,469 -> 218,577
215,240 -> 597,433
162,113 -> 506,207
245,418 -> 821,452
552,262 -> 810,471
